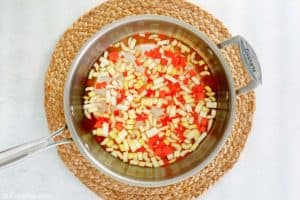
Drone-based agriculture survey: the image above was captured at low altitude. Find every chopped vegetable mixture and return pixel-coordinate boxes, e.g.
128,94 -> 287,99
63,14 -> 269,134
82,33 -> 217,167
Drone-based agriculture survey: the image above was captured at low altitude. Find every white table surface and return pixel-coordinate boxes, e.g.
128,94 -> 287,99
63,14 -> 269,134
0,0 -> 299,199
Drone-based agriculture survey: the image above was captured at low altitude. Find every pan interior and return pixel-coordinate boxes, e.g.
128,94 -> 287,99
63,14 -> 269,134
65,16 -> 232,185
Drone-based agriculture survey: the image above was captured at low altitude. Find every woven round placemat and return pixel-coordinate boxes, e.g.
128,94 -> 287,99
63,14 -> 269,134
44,0 -> 255,199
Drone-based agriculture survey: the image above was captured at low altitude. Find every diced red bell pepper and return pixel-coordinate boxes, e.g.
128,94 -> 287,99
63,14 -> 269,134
137,147 -> 146,152
177,95 -> 185,104
192,84 -> 205,93
148,135 -> 174,158
119,89 -> 126,97
146,89 -> 155,97
137,85 -> 146,94
160,58 -> 168,66
158,72 -> 164,77
159,34 -> 168,40
146,78 -> 152,84
153,145 -> 174,158
198,125 -> 206,132
108,52 -> 119,62
167,99 -> 173,105
196,118 -> 208,132
154,50 -> 162,59
136,113 -> 148,121
145,48 -> 161,59
95,81 -> 107,89
167,82 -> 181,95
172,55 -> 187,69
81,117 -> 97,132
178,55 -> 187,67
173,75 -> 179,80
175,125 -> 186,143
148,135 -> 160,147
161,103 -> 168,109
117,98 -> 123,104
157,141 -> 166,149
117,89 -> 126,104
194,92 -> 206,100
164,50 -> 175,58
183,78 -> 189,85
144,68 -> 151,77
162,146 -> 174,156
188,70 -> 197,77
159,115 -> 172,126
191,83 -> 207,100
193,112 -> 199,123
171,56 -> 180,67
93,120 -> 103,129
115,122 -> 123,131
135,59 -> 143,66
159,90 -> 167,98
174,114 -> 181,119
93,117 -> 109,128
175,125 -> 186,134
95,136 -> 105,143
159,134 -> 166,140
178,133 -> 185,143
132,34 -> 139,40
114,110 -> 120,116
154,148 -> 163,157
200,118 -> 208,126
123,71 -> 128,77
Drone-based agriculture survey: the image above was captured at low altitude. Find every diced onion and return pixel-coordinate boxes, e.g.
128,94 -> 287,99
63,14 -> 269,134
146,127 -> 159,137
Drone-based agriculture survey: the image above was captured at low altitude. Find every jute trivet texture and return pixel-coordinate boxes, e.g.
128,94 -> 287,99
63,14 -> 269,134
44,0 -> 255,199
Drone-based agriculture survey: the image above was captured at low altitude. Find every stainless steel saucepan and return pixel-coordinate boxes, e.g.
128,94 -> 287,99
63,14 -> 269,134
0,15 -> 262,187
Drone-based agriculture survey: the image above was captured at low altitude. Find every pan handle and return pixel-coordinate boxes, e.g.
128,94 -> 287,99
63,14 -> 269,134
218,35 -> 262,95
0,126 -> 72,169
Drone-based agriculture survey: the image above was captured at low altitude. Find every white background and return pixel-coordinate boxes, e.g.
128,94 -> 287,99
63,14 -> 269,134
0,0 -> 299,199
